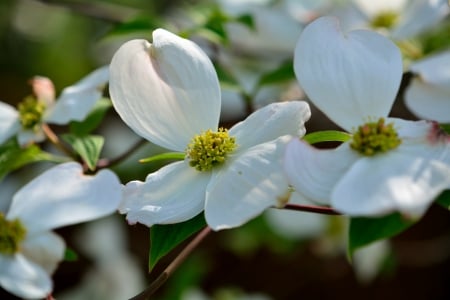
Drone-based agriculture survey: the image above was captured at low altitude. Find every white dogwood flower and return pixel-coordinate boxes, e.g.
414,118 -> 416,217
109,28 -> 311,230
0,66 -> 109,146
285,16 -> 450,217
0,162 -> 122,299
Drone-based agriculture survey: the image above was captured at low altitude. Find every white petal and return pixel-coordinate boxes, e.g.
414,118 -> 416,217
353,240 -> 390,283
22,232 -> 65,274
409,51 -> 450,91
332,151 -> 450,217
0,102 -> 20,144
120,161 -> 210,226
294,16 -> 402,131
230,101 -> 311,152
45,66 -> 109,124
17,128 -> 46,146
0,254 -> 52,299
205,136 -> 291,230
284,138 -> 359,205
404,78 -> 450,123
391,0 -> 449,40
7,162 -> 122,233
354,0 -> 406,17
109,29 -> 221,151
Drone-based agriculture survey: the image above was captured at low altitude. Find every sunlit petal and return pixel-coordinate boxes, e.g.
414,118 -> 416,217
294,16 -> 402,131
45,66 -> 109,124
284,138 -> 359,205
0,102 -> 20,144
0,254 -> 52,299
120,161 -> 210,226
109,29 -> 221,151
230,101 -> 311,152
7,162 -> 122,233
205,136 -> 291,230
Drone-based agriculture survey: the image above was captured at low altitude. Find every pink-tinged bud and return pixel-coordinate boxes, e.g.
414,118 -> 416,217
29,76 -> 55,106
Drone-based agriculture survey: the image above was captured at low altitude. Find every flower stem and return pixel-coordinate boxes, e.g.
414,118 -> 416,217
41,124 -> 75,158
129,226 -> 212,300
280,203 -> 341,215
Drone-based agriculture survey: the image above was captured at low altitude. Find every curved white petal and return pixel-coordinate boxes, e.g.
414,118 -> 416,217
7,162 -> 122,233
205,136 -> 291,231
391,0 -> 450,40
45,66 -> 109,124
120,161 -> 210,226
230,101 -> 311,152
21,232 -> 65,274
0,102 -> 20,144
332,151 -> 450,217
404,78 -> 450,123
294,16 -> 402,131
0,254 -> 52,299
409,51 -> 450,91
109,29 -> 221,151
284,138 -> 359,205
17,127 -> 46,146
354,0 -> 406,18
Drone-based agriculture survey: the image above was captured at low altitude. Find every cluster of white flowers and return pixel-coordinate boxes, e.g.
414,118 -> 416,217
1,0 -> 450,298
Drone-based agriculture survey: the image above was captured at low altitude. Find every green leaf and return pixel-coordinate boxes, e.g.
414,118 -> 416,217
62,134 -> 104,171
303,130 -> 352,144
105,16 -> 161,37
234,14 -> 254,30
348,213 -> 416,259
256,60 -> 295,87
436,190 -> 450,210
0,139 -> 67,181
69,98 -> 112,135
149,213 -> 207,270
139,152 -> 185,164
64,248 -> 78,262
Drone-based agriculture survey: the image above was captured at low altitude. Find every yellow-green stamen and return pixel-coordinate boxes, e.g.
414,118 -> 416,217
0,213 -> 27,255
350,118 -> 401,156
370,11 -> 399,29
18,96 -> 46,131
186,128 -> 237,171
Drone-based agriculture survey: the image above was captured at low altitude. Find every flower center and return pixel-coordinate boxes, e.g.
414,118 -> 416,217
17,96 -> 46,131
0,213 -> 27,255
186,128 -> 237,172
370,11 -> 399,29
350,118 -> 401,156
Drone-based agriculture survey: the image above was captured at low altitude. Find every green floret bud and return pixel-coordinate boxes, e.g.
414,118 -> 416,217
370,11 -> 399,29
186,128 -> 237,172
18,96 -> 46,131
0,213 -> 27,255
350,118 -> 401,156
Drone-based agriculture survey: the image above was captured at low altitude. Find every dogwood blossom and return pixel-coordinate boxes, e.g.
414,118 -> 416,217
0,66 -> 109,146
109,28 -> 311,230
285,16 -> 450,217
405,51 -> 450,123
0,162 -> 121,299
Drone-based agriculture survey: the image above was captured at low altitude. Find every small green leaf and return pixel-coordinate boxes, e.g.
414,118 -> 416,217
256,60 -> 295,87
234,14 -> 254,30
70,98 -> 112,135
105,16 -> 161,37
0,139 -> 67,181
64,248 -> 78,261
149,213 -> 207,270
303,130 -> 352,144
436,190 -> 450,210
348,213 -> 416,259
139,152 -> 185,164
62,134 -> 104,171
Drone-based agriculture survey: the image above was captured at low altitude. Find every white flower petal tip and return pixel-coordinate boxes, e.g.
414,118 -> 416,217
0,102 -> 20,144
109,29 -> 221,151
205,136 -> 292,231
284,138 -> 358,205
7,162 -> 122,233
294,16 -> 403,131
44,66 -> 109,124
230,101 -> 311,151
119,161 -> 209,227
0,254 -> 52,299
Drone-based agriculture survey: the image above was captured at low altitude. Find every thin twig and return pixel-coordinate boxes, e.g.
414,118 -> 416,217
97,138 -> 148,169
129,226 -> 212,300
41,123 -> 76,158
280,203 -> 342,215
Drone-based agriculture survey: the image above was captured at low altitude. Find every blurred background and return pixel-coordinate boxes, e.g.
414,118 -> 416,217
1,0 -> 450,299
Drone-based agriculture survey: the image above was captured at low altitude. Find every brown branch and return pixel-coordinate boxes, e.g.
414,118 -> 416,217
280,203 -> 342,215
